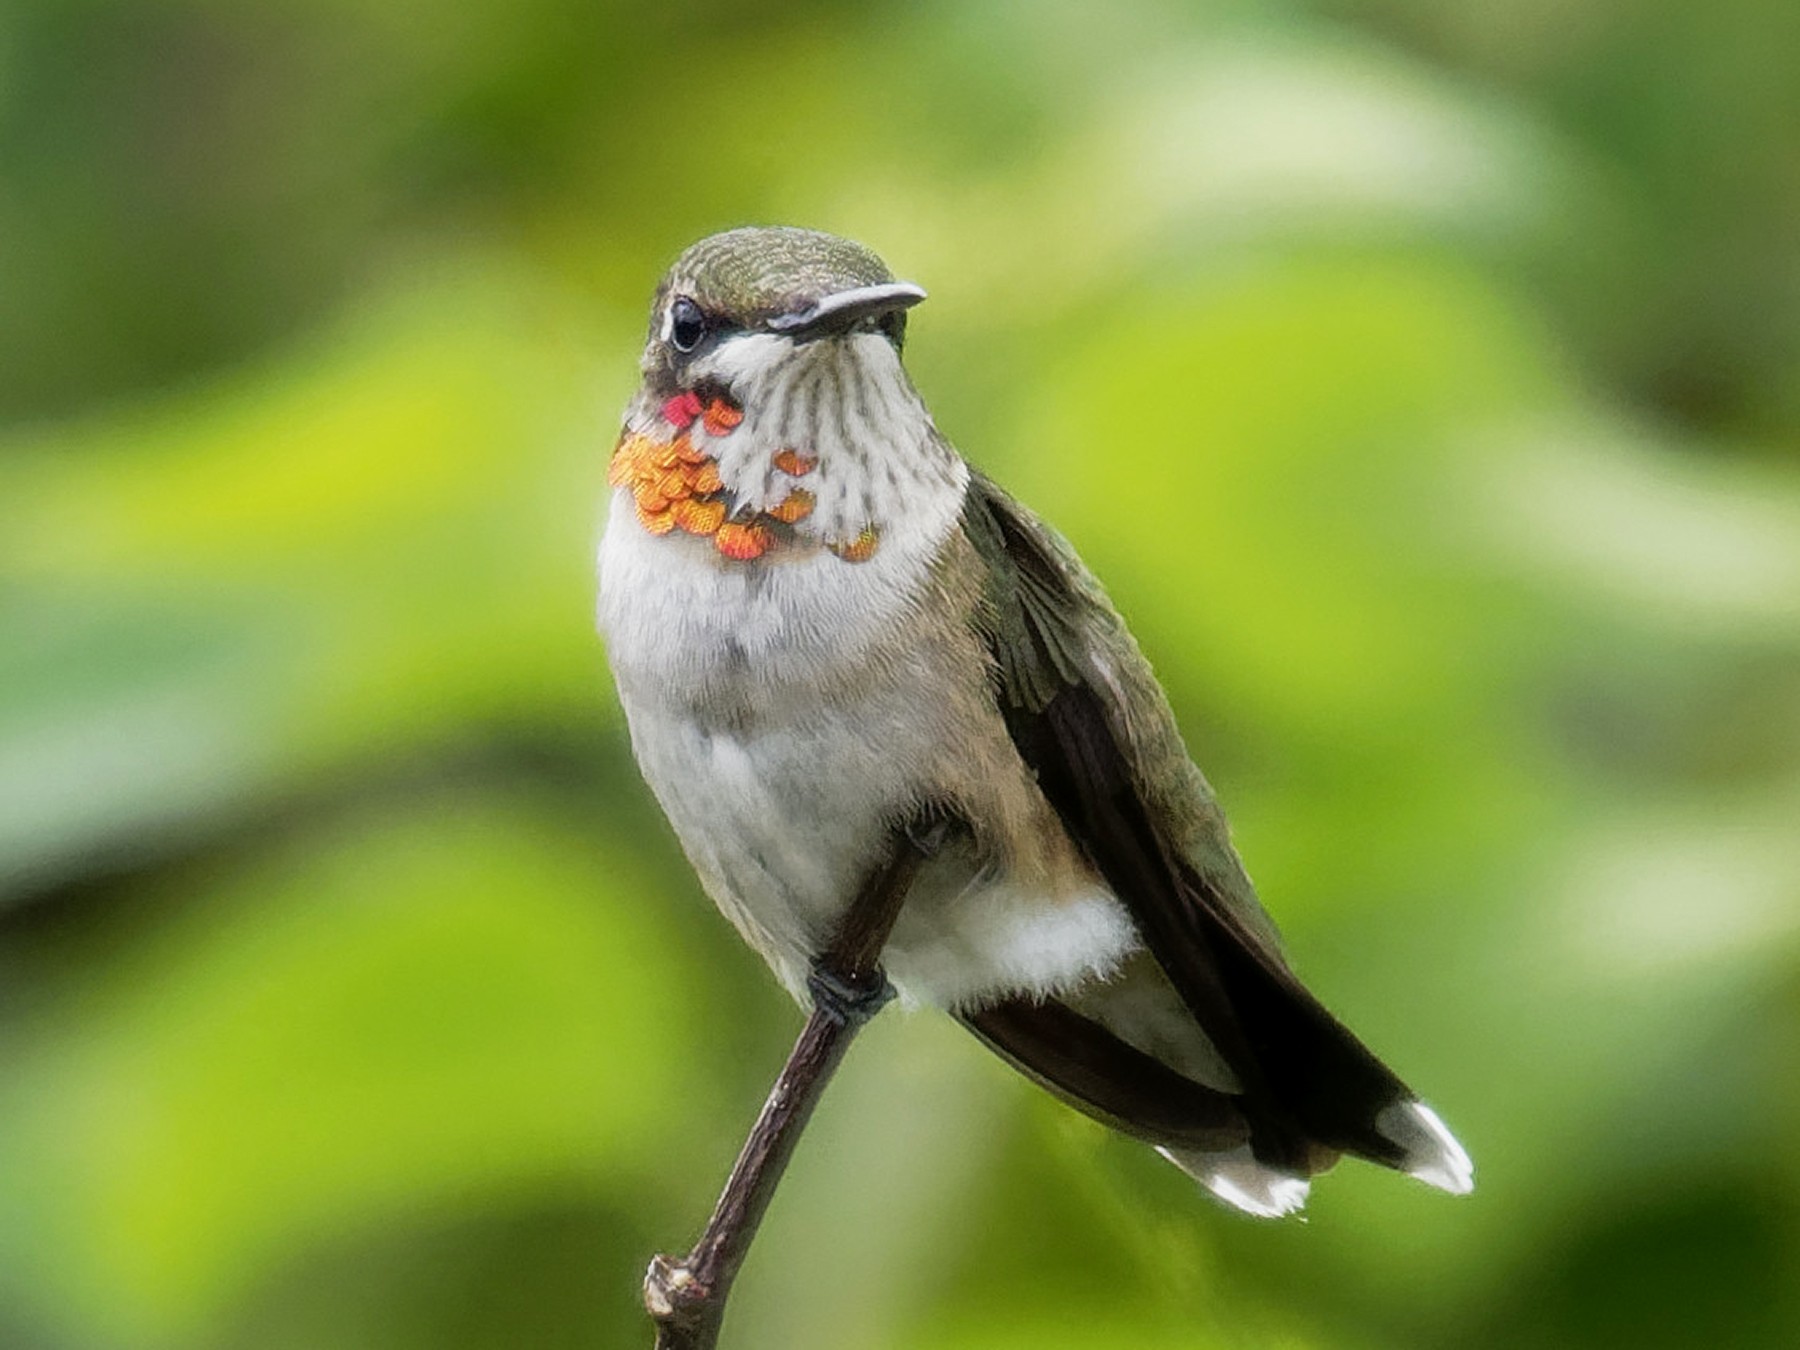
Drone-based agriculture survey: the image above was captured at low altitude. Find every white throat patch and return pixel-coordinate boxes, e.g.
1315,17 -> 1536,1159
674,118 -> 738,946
680,331 -> 964,543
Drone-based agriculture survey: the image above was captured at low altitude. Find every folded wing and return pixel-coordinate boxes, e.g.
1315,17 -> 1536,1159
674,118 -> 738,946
956,472 -> 1472,1208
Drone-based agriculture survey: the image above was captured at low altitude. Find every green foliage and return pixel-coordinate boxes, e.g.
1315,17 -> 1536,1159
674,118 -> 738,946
3,1 -> 1798,1347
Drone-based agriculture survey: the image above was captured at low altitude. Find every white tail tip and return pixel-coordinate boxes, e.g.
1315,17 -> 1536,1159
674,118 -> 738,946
1378,1101 -> 1475,1196
1158,1144 -> 1312,1219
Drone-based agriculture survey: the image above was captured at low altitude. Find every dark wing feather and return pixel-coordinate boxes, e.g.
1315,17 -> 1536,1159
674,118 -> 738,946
960,470 -> 1415,1172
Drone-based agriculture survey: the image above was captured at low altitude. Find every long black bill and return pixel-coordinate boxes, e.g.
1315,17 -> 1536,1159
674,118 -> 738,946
766,282 -> 927,340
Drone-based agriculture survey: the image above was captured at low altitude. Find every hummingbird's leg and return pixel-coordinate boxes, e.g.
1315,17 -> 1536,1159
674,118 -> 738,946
643,822 -> 935,1350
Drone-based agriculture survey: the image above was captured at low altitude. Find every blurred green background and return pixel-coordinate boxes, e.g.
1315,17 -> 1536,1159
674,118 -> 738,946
4,1 -> 1799,1346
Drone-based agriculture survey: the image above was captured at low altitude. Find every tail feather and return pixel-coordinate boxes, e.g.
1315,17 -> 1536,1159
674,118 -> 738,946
960,953 -> 1474,1218
960,996 -> 1247,1154
1377,1100 -> 1475,1195
1159,1144 -> 1312,1218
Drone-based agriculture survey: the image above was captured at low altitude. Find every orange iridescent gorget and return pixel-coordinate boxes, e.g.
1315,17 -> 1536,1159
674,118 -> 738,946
609,390 -> 880,563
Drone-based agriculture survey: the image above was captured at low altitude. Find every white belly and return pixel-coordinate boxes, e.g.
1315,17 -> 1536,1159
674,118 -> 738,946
597,490 -> 1140,1009
620,671 -> 937,999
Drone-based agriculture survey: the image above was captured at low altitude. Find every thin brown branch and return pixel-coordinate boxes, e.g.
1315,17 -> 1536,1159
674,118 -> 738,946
643,826 -> 932,1350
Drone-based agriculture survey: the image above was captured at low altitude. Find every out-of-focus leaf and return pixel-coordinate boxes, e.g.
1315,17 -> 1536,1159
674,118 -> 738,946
0,789 -> 703,1347
0,270 -> 621,896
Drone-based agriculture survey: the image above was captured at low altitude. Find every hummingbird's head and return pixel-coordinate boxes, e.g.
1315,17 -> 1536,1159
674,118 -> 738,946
640,226 -> 925,393
615,227 -> 962,565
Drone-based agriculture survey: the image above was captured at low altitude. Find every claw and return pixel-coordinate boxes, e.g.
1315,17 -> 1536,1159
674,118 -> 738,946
806,966 -> 893,1027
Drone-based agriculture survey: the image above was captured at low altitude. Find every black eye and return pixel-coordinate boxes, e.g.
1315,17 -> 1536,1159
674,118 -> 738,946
669,296 -> 707,353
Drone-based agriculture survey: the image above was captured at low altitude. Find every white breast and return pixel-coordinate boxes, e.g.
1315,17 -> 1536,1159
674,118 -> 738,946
599,499 -> 1140,1010
595,485 -> 947,996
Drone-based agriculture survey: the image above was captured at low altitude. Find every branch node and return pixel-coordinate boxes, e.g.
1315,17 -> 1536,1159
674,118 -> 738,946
644,1255 -> 705,1320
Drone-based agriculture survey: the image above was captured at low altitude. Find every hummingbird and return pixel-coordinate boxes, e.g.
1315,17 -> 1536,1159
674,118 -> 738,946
598,226 -> 1472,1218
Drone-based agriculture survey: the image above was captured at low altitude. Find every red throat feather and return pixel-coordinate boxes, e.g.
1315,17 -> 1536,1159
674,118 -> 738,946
610,396 -> 860,564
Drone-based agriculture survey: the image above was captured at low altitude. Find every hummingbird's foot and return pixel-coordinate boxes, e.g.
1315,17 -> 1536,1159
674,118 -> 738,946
806,964 -> 894,1028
